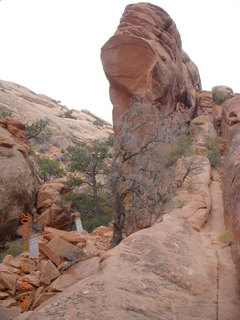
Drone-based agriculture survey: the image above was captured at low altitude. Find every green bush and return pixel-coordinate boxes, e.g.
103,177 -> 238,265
64,110 -> 77,119
64,177 -> 84,188
105,134 -> 114,147
167,136 -> 194,165
0,111 -> 12,118
26,118 -> 51,141
93,120 -> 104,127
62,192 -> 113,232
204,136 -> 220,168
37,157 -> 65,182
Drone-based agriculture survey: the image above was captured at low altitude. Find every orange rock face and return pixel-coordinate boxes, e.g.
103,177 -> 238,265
101,2 -> 201,243
0,118 -> 38,242
222,94 -> 240,276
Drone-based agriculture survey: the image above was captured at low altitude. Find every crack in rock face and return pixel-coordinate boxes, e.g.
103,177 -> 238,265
101,2 -> 201,243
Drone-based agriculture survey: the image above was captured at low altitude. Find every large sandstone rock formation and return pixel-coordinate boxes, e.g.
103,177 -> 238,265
222,94 -> 240,275
101,2 -> 201,243
0,118 -> 38,242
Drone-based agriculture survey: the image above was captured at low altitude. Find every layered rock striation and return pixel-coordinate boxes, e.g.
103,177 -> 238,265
101,2 -> 201,242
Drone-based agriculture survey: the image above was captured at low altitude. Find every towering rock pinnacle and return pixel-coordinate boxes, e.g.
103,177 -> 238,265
101,2 -> 201,243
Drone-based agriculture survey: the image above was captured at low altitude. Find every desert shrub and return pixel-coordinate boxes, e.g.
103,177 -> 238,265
218,229 -> 233,244
204,136 -> 220,168
64,177 -> 84,188
66,139 -> 111,214
93,120 -> 104,127
167,135 -> 194,165
212,86 -> 233,104
26,118 -> 51,141
37,157 -> 65,182
62,192 -> 113,232
105,134 -> 114,147
0,111 -> 12,118
64,109 -> 77,119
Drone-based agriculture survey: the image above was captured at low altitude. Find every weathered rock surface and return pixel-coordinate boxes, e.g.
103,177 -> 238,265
0,307 -> 21,320
196,91 -> 223,132
167,156 -> 211,231
0,80 -> 111,153
48,257 -> 99,292
101,2 -> 201,243
190,115 -> 216,154
0,118 -> 38,242
222,94 -> 240,276
36,179 -> 77,230
25,214 -> 219,320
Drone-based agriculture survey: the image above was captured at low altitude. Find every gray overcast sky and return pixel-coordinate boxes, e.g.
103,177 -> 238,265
0,0 -> 239,123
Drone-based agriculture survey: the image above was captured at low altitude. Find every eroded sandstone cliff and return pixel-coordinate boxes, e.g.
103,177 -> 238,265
101,2 -> 201,243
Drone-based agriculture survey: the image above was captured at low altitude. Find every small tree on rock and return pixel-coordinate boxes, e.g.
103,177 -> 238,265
37,157 -> 65,182
26,118 -> 51,140
66,139 -> 111,214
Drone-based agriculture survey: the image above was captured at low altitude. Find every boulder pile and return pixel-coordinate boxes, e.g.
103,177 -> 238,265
0,226 -> 112,314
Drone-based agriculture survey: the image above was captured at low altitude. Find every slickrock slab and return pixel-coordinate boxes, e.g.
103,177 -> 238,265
39,242 -> 62,266
0,272 -> 18,293
47,236 -> 86,261
31,292 -> 56,310
2,255 -> 20,269
0,307 -> 21,320
19,258 -> 37,273
0,297 -> 17,308
48,257 -> 100,292
43,227 -> 87,243
39,260 -> 60,286
24,215 -> 218,320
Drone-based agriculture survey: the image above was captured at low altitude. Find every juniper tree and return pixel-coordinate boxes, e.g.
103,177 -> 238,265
66,139 -> 111,214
